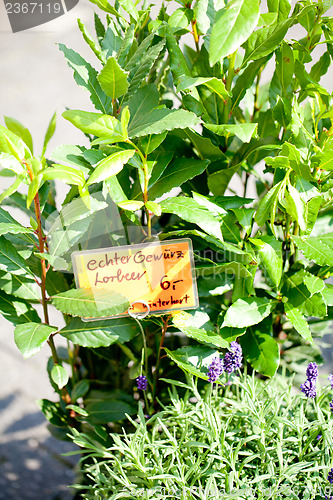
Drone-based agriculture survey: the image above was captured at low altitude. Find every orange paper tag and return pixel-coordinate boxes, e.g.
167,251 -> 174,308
72,238 -> 198,319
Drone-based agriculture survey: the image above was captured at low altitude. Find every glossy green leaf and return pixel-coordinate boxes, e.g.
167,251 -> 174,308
282,274 -> 327,318
58,44 -> 112,114
59,316 -> 138,347
78,18 -> 105,64
51,365 -> 69,389
223,297 -> 275,328
209,0 -> 260,65
129,108 -> 201,139
0,153 -> 24,175
148,158 -> 209,201
98,57 -> 129,99
293,234 -> 333,266
181,326 -> 229,349
14,322 -> 57,358
160,197 -> 223,240
219,325 -> 246,343
0,125 -> 31,160
284,302 -> 314,345
43,165 -> 85,187
4,116 -> 33,154
118,200 -> 144,211
0,289 -> 40,325
42,112 -> 56,156
240,324 -> 279,377
62,110 -> 124,141
0,207 -> 33,238
0,235 -> 34,277
177,76 -> 229,100
51,288 -> 129,318
71,379 -> 90,402
250,235 -> 282,287
0,271 -> 40,301
205,123 -> 258,143
85,393 -> 136,424
86,149 -> 135,185
242,16 -> 294,67
145,201 -> 162,217
165,345 -> 220,381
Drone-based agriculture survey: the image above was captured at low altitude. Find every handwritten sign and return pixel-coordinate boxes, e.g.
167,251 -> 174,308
72,238 -> 198,320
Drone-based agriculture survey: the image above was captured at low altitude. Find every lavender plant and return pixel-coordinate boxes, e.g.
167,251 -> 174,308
69,371 -> 333,499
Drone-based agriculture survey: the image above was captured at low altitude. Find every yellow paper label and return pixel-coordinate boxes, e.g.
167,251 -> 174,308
72,238 -> 198,319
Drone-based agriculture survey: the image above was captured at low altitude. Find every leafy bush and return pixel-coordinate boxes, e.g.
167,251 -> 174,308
0,0 -> 333,450
70,372 -> 333,499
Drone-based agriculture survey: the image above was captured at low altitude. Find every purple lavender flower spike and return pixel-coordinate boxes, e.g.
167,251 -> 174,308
300,379 -> 317,398
136,375 -> 148,391
316,434 -> 322,440
207,356 -> 223,383
223,341 -> 243,374
328,374 -> 333,389
328,468 -> 333,484
330,400 -> 333,413
306,362 -> 318,382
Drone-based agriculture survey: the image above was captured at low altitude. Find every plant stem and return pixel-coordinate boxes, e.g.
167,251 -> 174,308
223,51 -> 237,124
152,315 -> 170,403
191,19 -> 200,52
126,140 -> 152,237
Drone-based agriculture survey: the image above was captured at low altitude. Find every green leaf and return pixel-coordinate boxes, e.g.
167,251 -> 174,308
314,137 -> 333,171
127,85 -> 201,138
98,57 -> 129,99
0,207 -> 33,238
51,365 -> 69,389
284,302 -> 314,345
240,323 -> 279,377
66,404 -> 88,417
59,316 -> 138,347
219,325 -> 246,342
282,274 -> 327,318
0,125 -> 31,161
51,288 -> 129,318
148,157 -> 209,201
255,180 -> 285,229
293,234 -> 333,266
205,123 -> 258,143
118,200 -> 144,211
86,149 -> 135,185
223,297 -> 275,328
71,379 -> 90,402
196,262 -> 251,278
62,110 -> 124,141
0,271 -> 40,301
0,289 -> 40,325
127,40 -> 165,98
4,116 -> 33,154
0,235 -> 34,277
160,197 -> 223,240
42,112 -> 56,156
85,393 -> 136,425
284,183 -> 307,231
207,164 -> 241,196
14,323 -> 57,359
242,16 -> 294,67
165,345 -> 220,380
0,152 -> 24,175
58,44 -> 112,114
250,235 -> 282,287
78,18 -> 105,64
209,0 -> 260,65
177,76 -> 229,100
89,0 -> 122,16
43,165 -> 85,187
129,108 -> 201,139
181,326 -> 229,349
145,201 -> 162,217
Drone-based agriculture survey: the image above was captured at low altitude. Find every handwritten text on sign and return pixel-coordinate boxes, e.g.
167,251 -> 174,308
72,239 -> 198,319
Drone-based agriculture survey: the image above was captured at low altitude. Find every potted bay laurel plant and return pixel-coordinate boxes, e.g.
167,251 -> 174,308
1,0 -> 333,494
